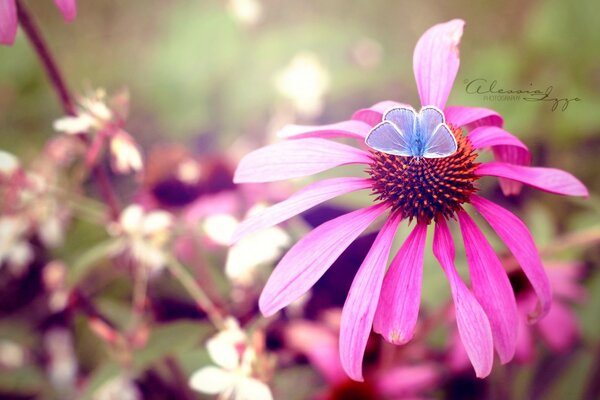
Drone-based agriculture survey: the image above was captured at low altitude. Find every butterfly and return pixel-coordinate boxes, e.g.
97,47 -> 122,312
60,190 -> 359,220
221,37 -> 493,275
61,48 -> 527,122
365,105 -> 458,159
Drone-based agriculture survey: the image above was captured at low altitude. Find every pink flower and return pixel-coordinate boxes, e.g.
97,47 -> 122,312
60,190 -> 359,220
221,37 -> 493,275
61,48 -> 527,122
285,312 -> 441,400
512,262 -> 585,363
0,0 -> 77,46
232,19 -> 588,381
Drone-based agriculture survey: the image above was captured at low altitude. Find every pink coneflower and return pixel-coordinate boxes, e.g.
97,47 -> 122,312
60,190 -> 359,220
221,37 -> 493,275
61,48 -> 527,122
232,19 -> 588,380
0,0 -> 77,46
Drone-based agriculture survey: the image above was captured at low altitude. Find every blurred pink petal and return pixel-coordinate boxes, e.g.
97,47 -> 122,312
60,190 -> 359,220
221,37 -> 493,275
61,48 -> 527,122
376,364 -> 440,398
54,0 -> 76,21
444,106 -> 503,129
0,0 -> 17,46
537,301 -> 580,352
231,177 -> 371,243
433,219 -> 493,378
547,263 -> 586,302
413,19 -> 464,108
278,120 -> 371,140
469,126 -> 531,195
351,101 -> 407,127
285,321 -> 345,384
340,214 -> 402,381
233,138 -> 371,183
472,195 -> 551,321
476,162 -> 589,197
373,223 -> 427,345
514,309 -> 535,363
458,211 -> 517,363
259,203 -> 387,316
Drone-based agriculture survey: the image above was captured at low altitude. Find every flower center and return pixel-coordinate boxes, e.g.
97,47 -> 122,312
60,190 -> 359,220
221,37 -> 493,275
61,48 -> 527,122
367,125 -> 479,224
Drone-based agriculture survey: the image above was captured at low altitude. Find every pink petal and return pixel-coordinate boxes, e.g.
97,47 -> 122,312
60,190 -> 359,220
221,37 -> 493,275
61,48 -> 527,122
54,0 -> 76,21
471,195 -> 552,321
234,138 -> 372,183
546,263 -> 586,303
444,106 -> 503,130
433,219 -> 493,378
278,120 -> 371,140
476,162 -> 589,197
376,364 -> 440,397
413,19 -> 464,109
351,101 -> 407,127
457,210 -> 518,363
0,0 -> 17,46
231,177 -> 372,243
285,321 -> 345,384
468,126 -> 530,163
373,223 -> 427,345
259,204 -> 387,316
340,214 -> 402,381
469,126 -> 531,195
537,301 -> 580,352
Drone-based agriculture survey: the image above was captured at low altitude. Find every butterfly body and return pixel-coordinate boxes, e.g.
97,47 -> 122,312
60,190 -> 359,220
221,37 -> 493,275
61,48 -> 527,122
365,105 -> 458,159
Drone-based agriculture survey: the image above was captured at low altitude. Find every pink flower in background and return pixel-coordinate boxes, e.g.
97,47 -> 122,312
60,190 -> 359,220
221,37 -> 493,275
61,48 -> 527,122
285,312 -> 440,400
513,262 -> 585,363
0,0 -> 76,46
232,19 -> 588,380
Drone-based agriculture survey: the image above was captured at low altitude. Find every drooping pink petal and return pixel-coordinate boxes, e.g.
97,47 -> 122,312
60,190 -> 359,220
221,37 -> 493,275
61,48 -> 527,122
469,126 -> 532,195
373,223 -> 427,345
457,210 -> 518,363
471,195 -> 552,320
376,364 -> 440,398
433,219 -> 493,378
259,203 -> 387,316
351,101 -> 407,127
234,138 -> 372,183
537,301 -> 580,352
0,0 -> 17,46
413,19 -> 464,109
278,120 -> 371,140
340,214 -> 402,381
285,321 -> 345,384
54,0 -> 76,21
476,162 -> 589,197
231,177 -> 372,243
444,106 -> 503,130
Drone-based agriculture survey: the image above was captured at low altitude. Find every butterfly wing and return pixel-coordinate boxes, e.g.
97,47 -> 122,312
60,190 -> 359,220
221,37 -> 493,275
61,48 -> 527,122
422,123 -> 458,158
365,121 -> 412,156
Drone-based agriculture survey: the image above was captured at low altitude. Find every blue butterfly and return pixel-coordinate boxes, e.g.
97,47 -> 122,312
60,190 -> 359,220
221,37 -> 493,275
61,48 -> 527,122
365,105 -> 458,158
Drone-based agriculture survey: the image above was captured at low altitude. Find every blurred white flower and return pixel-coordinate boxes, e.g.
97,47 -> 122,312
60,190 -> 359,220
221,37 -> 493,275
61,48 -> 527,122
0,150 -> 20,174
52,113 -> 95,134
226,225 -> 289,286
109,130 -> 143,174
274,52 -> 330,117
189,318 -> 273,400
202,211 -> 290,286
93,375 -> 141,400
113,205 -> 173,272
0,340 -> 26,369
45,328 -> 77,393
0,216 -> 34,271
228,0 -> 263,26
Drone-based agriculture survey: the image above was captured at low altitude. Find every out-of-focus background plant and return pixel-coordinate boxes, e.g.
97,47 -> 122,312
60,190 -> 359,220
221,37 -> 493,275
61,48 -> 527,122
1,0 -> 599,399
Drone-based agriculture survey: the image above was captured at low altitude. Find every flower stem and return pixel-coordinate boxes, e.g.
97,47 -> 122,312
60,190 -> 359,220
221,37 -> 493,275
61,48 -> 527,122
17,0 -> 121,220
166,256 -> 226,329
16,0 -> 75,115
